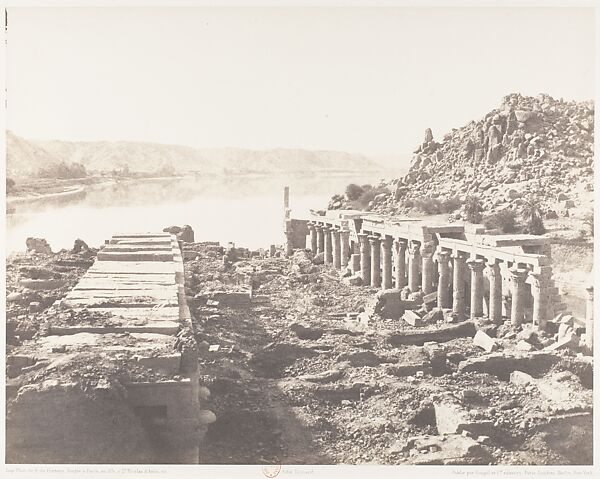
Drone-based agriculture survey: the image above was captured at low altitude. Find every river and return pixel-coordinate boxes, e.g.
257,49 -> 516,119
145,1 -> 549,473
5,173 -> 387,254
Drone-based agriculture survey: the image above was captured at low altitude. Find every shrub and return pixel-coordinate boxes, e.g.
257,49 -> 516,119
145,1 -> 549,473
521,194 -> 546,235
464,196 -> 483,223
440,197 -> 461,213
483,209 -> 518,233
345,183 -> 364,201
37,161 -> 87,179
414,197 -> 442,215
349,186 -> 390,210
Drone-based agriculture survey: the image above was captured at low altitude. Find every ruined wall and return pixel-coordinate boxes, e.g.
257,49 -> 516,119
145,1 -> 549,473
6,381 -> 154,464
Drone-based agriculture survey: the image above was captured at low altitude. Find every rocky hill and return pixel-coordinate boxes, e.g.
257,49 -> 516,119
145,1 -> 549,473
6,131 -> 381,179
331,93 -> 594,223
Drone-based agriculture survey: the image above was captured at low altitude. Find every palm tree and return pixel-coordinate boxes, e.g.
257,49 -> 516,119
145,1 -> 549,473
521,194 -> 546,235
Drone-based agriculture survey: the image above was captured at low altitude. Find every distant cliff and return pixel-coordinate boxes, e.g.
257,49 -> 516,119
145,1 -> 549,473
6,131 -> 382,178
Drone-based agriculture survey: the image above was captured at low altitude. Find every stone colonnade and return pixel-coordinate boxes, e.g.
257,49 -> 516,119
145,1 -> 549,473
306,221 -> 555,330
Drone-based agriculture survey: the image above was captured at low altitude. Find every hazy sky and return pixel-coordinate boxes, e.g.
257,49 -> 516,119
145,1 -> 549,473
6,7 -> 596,157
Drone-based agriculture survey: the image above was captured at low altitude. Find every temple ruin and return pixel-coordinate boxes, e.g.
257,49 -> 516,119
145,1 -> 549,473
285,208 -> 593,352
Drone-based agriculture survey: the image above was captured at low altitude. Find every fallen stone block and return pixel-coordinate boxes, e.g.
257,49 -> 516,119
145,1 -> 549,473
473,330 -> 498,353
544,332 -> 579,352
388,321 -> 477,347
403,310 -> 424,327
423,292 -> 437,305
458,352 -> 560,380
510,370 -> 535,386
516,340 -> 536,351
312,252 -> 325,265
342,273 -> 362,286
299,369 -> 345,383
422,309 -> 444,323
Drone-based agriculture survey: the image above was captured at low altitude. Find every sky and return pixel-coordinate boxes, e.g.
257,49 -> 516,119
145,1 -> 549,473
5,6 -> 596,158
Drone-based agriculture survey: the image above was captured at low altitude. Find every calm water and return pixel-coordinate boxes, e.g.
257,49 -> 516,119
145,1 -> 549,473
6,174 -> 385,254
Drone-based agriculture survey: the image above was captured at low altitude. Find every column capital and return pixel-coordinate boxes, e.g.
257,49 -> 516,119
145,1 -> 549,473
451,251 -> 468,261
382,235 -> 394,247
436,249 -> 451,262
357,232 -> 369,245
509,268 -> 528,284
314,223 -> 323,230
340,229 -> 350,237
421,241 -> 436,258
332,229 -> 341,237
467,258 -> 485,272
393,237 -> 408,247
368,234 -> 381,245
408,240 -> 421,256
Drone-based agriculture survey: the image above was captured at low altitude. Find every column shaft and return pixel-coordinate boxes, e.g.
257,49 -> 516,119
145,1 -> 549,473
324,227 -> 333,264
437,250 -> 451,309
393,239 -> 407,289
509,268 -> 528,327
332,229 -> 341,269
358,233 -> 371,285
467,259 -> 485,319
316,226 -> 324,254
408,241 -> 421,292
308,224 -> 318,254
421,243 -> 435,294
369,235 -> 382,288
486,262 -> 502,323
340,230 -> 351,267
452,252 -> 467,318
381,236 -> 394,290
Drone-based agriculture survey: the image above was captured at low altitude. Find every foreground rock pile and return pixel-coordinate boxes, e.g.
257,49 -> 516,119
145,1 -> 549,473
334,93 -> 594,220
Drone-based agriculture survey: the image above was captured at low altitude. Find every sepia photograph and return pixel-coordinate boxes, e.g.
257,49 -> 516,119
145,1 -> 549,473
2,1 -> 597,477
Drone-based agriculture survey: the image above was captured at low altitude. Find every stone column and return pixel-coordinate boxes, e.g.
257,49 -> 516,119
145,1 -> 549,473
358,233 -> 371,285
381,236 -> 394,290
452,252 -> 468,318
369,235 -> 382,288
340,230 -> 350,268
421,243 -> 435,294
486,261 -> 502,323
467,259 -> 485,319
324,227 -> 333,264
408,241 -> 421,292
436,250 -> 451,309
585,286 -> 593,352
332,229 -> 341,269
393,239 -> 408,290
284,231 -> 294,257
529,271 -> 549,331
316,225 -> 325,254
308,223 -> 318,254
509,268 -> 528,327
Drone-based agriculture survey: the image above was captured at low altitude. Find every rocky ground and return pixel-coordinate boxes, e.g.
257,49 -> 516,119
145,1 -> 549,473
183,244 -> 593,465
6,238 -> 98,347
5,237 -> 593,465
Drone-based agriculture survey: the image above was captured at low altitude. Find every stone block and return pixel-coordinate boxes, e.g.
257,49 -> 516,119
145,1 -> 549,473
403,310 -> 424,327
472,330 -> 498,353
544,332 -> 579,352
516,340 -> 535,351
510,370 -> 534,386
